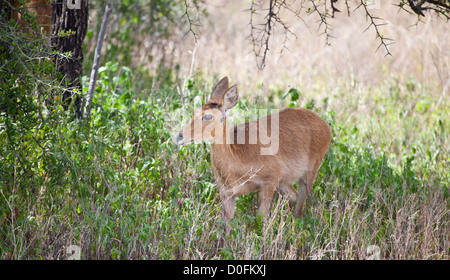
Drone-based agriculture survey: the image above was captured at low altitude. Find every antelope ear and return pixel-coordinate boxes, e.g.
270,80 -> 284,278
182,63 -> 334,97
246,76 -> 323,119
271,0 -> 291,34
209,77 -> 229,104
221,85 -> 238,111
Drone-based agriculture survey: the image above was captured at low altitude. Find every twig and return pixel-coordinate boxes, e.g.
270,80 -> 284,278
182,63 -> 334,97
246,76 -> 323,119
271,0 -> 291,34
309,0 -> 334,46
261,0 -> 275,69
182,0 -> 199,41
85,3 -> 112,119
249,0 -> 300,69
358,0 -> 394,57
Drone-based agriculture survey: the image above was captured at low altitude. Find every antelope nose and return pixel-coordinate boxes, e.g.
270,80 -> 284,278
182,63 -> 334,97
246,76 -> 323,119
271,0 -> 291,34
176,133 -> 183,143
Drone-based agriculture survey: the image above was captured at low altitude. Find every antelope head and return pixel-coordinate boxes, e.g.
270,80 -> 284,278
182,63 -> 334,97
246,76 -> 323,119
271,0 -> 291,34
176,77 -> 238,145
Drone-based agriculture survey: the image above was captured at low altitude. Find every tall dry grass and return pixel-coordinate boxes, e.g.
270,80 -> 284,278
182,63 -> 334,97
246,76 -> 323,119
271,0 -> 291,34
156,0 -> 449,94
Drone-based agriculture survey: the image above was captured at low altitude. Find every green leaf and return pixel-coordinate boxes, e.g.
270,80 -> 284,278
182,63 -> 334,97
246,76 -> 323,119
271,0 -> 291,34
119,92 -> 131,104
257,212 -> 263,226
281,88 -> 300,102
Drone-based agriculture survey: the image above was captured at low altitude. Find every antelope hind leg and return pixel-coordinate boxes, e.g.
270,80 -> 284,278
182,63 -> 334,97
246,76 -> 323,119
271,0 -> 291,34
294,177 -> 307,218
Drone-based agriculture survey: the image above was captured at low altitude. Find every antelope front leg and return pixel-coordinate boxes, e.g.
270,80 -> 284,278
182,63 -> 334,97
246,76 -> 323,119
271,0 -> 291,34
278,184 -> 298,209
222,195 -> 236,234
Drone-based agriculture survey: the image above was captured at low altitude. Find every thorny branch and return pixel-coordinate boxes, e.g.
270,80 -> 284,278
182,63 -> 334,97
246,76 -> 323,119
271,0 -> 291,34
182,0 -> 201,41
308,0 -> 334,46
400,0 -> 450,19
249,0 -> 300,69
248,0 -> 450,69
359,0 -> 394,57
262,0 -> 274,69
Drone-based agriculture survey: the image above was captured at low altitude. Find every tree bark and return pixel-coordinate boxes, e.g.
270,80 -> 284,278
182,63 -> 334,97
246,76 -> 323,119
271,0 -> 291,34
51,0 -> 88,118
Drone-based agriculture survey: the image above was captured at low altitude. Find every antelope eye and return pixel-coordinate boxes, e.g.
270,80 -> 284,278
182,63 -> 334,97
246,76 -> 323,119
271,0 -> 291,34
202,114 -> 212,121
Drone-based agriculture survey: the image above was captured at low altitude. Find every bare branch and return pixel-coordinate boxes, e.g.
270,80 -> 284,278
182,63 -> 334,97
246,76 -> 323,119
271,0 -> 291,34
249,0 -> 304,69
246,0 -> 448,68
85,3 -> 112,119
261,0 -> 275,69
182,0 -> 200,41
358,0 -> 394,57
308,0 -> 334,46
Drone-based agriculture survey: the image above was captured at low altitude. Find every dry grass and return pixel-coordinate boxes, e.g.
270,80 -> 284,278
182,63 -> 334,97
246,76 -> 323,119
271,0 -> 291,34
160,0 -> 450,94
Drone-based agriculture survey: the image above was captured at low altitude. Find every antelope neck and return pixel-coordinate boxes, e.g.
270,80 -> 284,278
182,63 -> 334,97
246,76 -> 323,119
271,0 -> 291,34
210,117 -> 235,157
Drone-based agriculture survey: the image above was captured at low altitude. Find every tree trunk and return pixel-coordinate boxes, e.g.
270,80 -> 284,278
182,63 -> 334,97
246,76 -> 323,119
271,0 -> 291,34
51,0 -> 88,118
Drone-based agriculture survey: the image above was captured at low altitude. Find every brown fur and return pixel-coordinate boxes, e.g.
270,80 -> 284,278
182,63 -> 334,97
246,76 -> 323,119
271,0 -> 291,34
178,77 -> 331,233
12,0 -> 51,35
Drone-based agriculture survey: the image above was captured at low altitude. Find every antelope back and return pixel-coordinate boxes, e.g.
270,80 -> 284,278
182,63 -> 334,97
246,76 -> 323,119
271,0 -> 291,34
210,107 -> 331,188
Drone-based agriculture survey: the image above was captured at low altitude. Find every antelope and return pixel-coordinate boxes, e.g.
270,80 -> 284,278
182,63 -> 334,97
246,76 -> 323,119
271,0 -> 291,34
176,77 -> 331,233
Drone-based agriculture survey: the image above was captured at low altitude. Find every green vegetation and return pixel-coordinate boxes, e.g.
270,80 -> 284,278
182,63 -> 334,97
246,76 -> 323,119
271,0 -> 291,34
0,2 -> 448,260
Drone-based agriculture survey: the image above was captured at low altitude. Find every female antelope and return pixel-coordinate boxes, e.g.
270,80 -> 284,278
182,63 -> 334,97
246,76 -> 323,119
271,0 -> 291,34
177,77 -> 331,233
